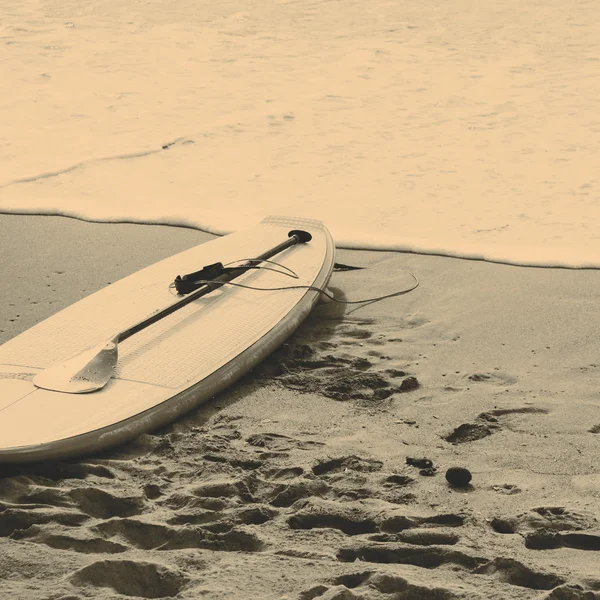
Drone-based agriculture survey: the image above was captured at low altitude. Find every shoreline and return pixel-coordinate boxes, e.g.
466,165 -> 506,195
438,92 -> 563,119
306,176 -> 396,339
1,213 -> 599,599
3,212 -> 600,272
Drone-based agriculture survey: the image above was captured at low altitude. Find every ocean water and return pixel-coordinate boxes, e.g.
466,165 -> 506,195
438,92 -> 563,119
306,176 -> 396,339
1,0 -> 598,268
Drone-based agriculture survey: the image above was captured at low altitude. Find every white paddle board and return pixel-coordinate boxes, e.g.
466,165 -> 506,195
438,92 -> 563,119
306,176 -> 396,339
0,216 -> 335,463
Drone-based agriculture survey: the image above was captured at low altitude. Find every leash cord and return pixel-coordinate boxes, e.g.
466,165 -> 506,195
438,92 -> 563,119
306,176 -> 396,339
171,258 -> 419,304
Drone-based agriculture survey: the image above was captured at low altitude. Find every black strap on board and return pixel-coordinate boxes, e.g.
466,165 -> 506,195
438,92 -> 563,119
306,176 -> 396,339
174,261 -> 365,295
173,262 -> 231,295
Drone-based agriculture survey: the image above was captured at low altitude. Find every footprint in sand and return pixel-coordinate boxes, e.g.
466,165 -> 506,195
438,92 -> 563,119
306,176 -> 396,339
4,481 -> 145,515
0,504 -> 89,537
307,455 -> 423,505
444,406 -> 550,444
260,453 -> 418,507
334,547 -> 572,594
311,455 -> 385,502
171,425 -> 265,470
288,498 -> 378,536
491,506 -> 600,551
69,487 -> 146,519
94,516 -> 265,552
302,570 -> 598,600
338,326 -> 373,340
444,421 -> 500,444
70,559 -> 187,598
378,512 -> 465,533
287,494 -> 584,596
268,480 -> 330,508
281,363 -> 409,401
312,455 -> 384,476
263,466 -> 305,480
466,371 -> 518,386
473,557 -> 568,591
257,341 -> 418,402
287,496 -> 465,540
336,542 -> 482,570
0,460 -> 116,482
303,571 -> 476,600
12,524 -> 128,554
247,432 -> 325,452
368,529 -> 460,545
168,504 -> 276,527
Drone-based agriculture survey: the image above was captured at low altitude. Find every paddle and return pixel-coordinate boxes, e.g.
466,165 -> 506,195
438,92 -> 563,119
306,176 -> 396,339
33,229 -> 313,394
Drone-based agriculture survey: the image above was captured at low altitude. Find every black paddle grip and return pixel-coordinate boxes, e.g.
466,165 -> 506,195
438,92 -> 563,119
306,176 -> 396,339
288,229 -> 312,243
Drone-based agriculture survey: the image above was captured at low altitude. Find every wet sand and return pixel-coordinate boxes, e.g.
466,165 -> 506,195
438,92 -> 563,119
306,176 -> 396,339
1,214 -> 599,599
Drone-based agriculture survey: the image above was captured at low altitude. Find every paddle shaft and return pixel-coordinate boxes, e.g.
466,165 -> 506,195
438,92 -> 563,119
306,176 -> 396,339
117,230 -> 311,344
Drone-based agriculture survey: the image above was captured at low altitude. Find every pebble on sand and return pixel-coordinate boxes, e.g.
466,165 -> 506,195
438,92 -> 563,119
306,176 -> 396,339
445,466 -> 472,487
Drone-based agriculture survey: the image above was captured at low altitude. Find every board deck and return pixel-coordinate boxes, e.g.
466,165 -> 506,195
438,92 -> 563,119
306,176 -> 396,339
0,216 -> 335,462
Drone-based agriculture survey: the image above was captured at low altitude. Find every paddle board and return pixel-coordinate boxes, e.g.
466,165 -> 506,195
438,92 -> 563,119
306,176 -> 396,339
0,216 -> 335,463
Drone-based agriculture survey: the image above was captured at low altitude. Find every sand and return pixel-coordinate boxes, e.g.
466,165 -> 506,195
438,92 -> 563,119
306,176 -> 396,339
1,214 -> 599,599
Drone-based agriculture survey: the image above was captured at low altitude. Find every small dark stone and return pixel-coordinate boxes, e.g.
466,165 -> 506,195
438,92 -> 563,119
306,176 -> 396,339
445,467 -> 472,487
399,376 -> 419,392
406,457 -> 433,469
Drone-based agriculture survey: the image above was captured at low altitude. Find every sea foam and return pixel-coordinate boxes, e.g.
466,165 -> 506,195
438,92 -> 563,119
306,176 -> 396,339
1,0 -> 599,269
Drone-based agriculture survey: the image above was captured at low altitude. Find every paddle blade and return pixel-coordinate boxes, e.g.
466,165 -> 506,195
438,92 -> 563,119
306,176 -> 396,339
33,338 -> 119,394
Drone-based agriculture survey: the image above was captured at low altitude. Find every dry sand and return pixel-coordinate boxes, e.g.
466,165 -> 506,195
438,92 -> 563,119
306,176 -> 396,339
1,215 -> 599,599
